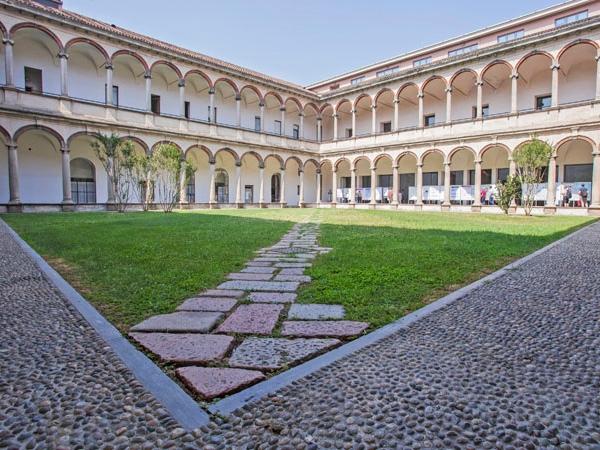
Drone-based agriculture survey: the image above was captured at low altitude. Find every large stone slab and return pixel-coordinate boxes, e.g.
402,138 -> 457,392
281,320 -> 369,338
241,266 -> 277,274
177,297 -> 237,312
274,263 -> 312,268
273,274 -> 311,283
229,337 -> 341,370
218,280 -> 299,292
227,272 -> 273,281
216,304 -> 284,334
246,261 -> 274,267
201,289 -> 244,298
278,268 -> 306,276
288,304 -> 345,320
176,367 -> 265,400
129,332 -> 233,363
130,312 -> 222,333
248,292 -> 297,303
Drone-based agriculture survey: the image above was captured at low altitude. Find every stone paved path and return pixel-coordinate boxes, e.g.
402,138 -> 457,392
130,221 -> 368,400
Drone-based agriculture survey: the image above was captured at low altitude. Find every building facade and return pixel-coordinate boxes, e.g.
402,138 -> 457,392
1,0 -> 600,214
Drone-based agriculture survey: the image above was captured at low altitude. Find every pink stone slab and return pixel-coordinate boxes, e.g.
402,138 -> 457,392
216,304 -> 284,335
200,289 -> 245,298
130,312 -> 222,333
176,367 -> 265,400
281,321 -> 369,338
177,297 -> 237,312
129,333 -> 233,364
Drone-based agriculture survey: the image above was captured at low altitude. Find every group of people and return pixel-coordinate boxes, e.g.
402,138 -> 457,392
480,186 -> 497,206
560,184 -> 589,208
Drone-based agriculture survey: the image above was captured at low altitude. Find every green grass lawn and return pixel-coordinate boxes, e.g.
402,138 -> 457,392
2,209 -> 594,331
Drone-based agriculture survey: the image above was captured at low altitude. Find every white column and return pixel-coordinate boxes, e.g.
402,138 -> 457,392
371,104 -> 377,134
279,168 -> 286,206
350,168 -> 356,205
316,170 -> 322,205
331,169 -> 337,204
551,63 -> 560,108
299,113 -> 304,139
546,155 -> 557,207
107,157 -> 115,204
509,157 -> 517,208
393,99 -> 399,131
208,162 -> 216,205
7,143 -> 20,205
208,88 -> 215,122
105,63 -> 114,105
144,72 -> 152,112
259,102 -> 265,131
370,167 -> 377,205
179,79 -> 186,117
235,94 -> 241,127
591,150 -> 600,208
280,107 -> 286,136
595,55 -> 600,101
235,162 -> 243,204
3,38 -> 14,87
317,118 -> 322,141
445,87 -> 452,124
443,162 -> 451,206
59,52 -> 69,97
259,166 -> 265,205
351,109 -> 356,136
61,144 -> 73,205
511,73 -> 519,114
416,163 -> 423,206
333,114 -> 339,140
179,164 -> 188,205
473,160 -> 482,207
299,169 -> 305,205
418,93 -> 424,127
392,164 -> 399,205
476,80 -> 484,119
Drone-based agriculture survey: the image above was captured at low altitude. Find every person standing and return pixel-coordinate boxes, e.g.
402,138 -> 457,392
579,184 -> 589,208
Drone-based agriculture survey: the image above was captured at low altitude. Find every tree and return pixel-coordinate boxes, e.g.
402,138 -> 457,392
91,133 -> 135,212
495,175 -> 520,215
130,152 -> 155,211
151,143 -> 194,213
512,138 -> 553,216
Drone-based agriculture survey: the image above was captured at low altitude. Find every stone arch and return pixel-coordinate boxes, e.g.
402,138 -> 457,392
10,22 -> 63,51
334,157 -> 351,171
240,84 -> 264,104
374,88 -> 394,105
396,82 -> 419,101
450,68 -> 480,86
240,150 -> 264,166
351,155 -> 371,170
65,37 -> 109,62
353,93 -> 373,109
185,144 -> 213,161
0,20 -> 6,39
303,158 -> 319,171
419,148 -> 445,165
304,102 -> 320,116
395,151 -> 418,166
214,147 -> 240,164
264,154 -> 285,170
335,98 -> 352,113
150,60 -> 183,79
481,59 -> 513,78
110,49 -> 149,72
184,69 -> 213,89
421,75 -> 449,92
213,77 -> 240,95
319,103 -> 333,116
373,153 -> 393,168
150,140 -> 183,155
284,156 -> 303,170
285,97 -> 303,112
516,50 -> 555,71
14,124 -> 64,147
448,146 -> 477,164
557,39 -> 599,61
263,91 -> 283,107
0,124 -> 11,144
479,143 -> 511,160
554,135 -> 596,156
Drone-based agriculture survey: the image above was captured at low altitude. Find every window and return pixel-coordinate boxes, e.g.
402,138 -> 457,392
184,101 -> 191,119
213,106 -> 218,123
104,84 -> 119,106
536,95 -> 552,110
423,172 -> 438,186
376,66 -> 400,78
361,175 -> 371,188
413,57 -> 432,68
207,105 -> 211,121
329,84 -> 340,90
345,128 -> 353,138
450,171 -> 464,185
24,67 -> 43,92
186,174 -> 195,203
564,164 -> 593,182
70,158 -> 96,204
472,104 -> 490,118
151,95 -> 161,114
274,120 -> 282,135
340,177 -> 351,188
497,168 -> 510,183
293,124 -> 300,139
351,76 -> 365,85
378,174 -> 393,187
424,114 -> 436,127
555,10 -> 588,27
497,29 -> 524,43
448,44 -> 478,58
468,169 -> 492,185
381,121 -> 392,133
255,116 -> 261,131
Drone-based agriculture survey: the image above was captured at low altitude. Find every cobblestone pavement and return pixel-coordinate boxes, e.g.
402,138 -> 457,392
193,222 -> 600,449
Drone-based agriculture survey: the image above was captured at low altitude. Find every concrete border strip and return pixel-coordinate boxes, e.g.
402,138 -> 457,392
0,219 -> 210,431
209,220 -> 596,416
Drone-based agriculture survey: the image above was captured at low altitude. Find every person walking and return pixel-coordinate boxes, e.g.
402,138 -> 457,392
578,184 -> 589,208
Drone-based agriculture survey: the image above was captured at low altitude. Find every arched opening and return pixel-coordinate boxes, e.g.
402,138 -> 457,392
68,133 -> 110,204
374,155 -> 393,203
374,89 -> 394,133
422,77 -> 447,126
151,62 -> 181,116
214,149 -> 237,203
517,52 -> 553,111
0,133 -> 9,204
397,153 -> 417,204
185,146 -> 212,203
421,151 -> 444,204
303,104 -> 319,141
320,104 -> 334,141
335,159 -> 351,203
284,157 -> 301,205
215,168 -> 229,203
271,173 -> 281,203
67,41 -> 108,103
240,152 -> 262,204
556,138 -> 594,208
320,160 -> 333,202
70,157 -> 96,204
213,79 -> 238,126
450,70 -> 478,121
265,155 -> 283,204
449,148 -> 475,205
263,92 -> 282,135
12,25 -> 62,94
240,86 -> 262,131
112,52 -> 147,110
353,157 -> 371,203
336,100 -> 352,139
184,71 -> 211,121
303,160 -> 318,203
397,83 -> 419,129
482,61 -> 512,116
354,95 -> 372,137
557,42 -> 597,104
284,98 -> 302,139
480,145 -> 510,206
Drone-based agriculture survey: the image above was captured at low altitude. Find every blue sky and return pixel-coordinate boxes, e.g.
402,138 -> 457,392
66,0 -> 561,86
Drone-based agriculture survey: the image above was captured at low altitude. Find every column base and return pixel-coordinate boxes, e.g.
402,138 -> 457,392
471,204 -> 482,213
330,202 -> 337,209
209,202 -> 219,210
179,202 -> 190,210
348,202 -> 355,209
508,205 -> 517,214
368,203 -> 376,210
299,202 -> 307,209
61,202 -> 75,212
7,203 -> 22,213
543,206 -> 557,215
259,202 -> 267,208
441,203 -> 451,212
235,202 -> 245,209
587,205 -> 600,216
414,203 -> 423,211
106,202 -> 118,212
279,202 -> 287,208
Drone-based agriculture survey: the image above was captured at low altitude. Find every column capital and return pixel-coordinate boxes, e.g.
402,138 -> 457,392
316,168 -> 321,175
259,101 -> 265,108
178,78 -> 186,88
417,93 -> 425,99
208,158 -> 216,165
235,161 -> 242,167
350,109 -> 357,114
595,55 -> 600,62
235,93 -> 241,101
58,51 -> 69,59
259,163 -> 265,170
371,104 -> 377,110
475,80 -> 483,87
416,162 -> 424,168
592,150 -> 600,157
208,88 -> 215,95
60,144 -> 69,154
144,71 -> 152,79
474,159 -> 482,165
316,116 -> 322,122
280,166 -> 286,172
351,167 -> 356,173
392,164 -> 399,170
7,142 -> 17,150
445,87 -> 452,93
332,113 -> 339,118
298,112 -> 304,117
444,161 -> 451,167
510,73 -> 519,80
393,99 -> 400,104
551,63 -> 560,71
279,106 -> 286,112
298,168 -> 304,174
2,38 -> 14,46
105,61 -> 114,70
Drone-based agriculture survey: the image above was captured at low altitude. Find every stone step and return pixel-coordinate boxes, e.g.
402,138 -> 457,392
246,261 -> 274,267
280,320 -> 369,338
227,272 -> 273,281
218,280 -> 299,292
129,332 -> 233,364
274,263 -> 312,268
216,304 -> 284,334
248,292 -> 297,303
130,312 -> 223,333
273,274 -> 311,283
288,304 -> 345,320
176,367 -> 265,401
177,297 -> 237,312
241,266 -> 277,274
200,289 -> 245,298
228,337 -> 341,370
278,268 -> 305,276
